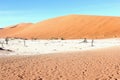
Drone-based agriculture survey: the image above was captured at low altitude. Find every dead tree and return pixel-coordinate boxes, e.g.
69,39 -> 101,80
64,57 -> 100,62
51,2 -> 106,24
91,39 -> 94,47
5,37 -> 9,44
83,38 -> 87,43
23,39 -> 26,47
0,41 -> 4,48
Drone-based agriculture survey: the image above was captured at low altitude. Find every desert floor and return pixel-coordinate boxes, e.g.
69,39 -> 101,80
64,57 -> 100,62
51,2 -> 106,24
1,38 -> 120,80
0,46 -> 120,80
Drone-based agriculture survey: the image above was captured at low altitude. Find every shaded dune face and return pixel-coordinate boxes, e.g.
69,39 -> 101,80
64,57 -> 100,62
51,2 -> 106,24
0,15 -> 120,39
0,23 -> 33,38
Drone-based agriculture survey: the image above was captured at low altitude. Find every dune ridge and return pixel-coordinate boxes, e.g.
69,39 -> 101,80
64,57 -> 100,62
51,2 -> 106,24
0,15 -> 120,39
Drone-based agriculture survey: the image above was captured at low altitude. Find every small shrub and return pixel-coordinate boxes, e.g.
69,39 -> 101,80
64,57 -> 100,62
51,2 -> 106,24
51,37 -> 58,40
23,38 -> 28,40
32,38 -> 37,40
61,37 -> 64,40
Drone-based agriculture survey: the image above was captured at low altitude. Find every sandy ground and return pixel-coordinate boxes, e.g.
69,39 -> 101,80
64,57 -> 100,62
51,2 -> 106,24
0,46 -> 120,80
0,38 -> 120,80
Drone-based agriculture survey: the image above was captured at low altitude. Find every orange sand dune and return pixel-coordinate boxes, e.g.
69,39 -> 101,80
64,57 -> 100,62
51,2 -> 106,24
1,46 -> 120,80
0,15 -> 120,39
0,23 -> 33,38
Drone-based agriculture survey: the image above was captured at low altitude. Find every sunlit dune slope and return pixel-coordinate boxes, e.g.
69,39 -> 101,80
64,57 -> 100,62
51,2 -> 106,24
0,15 -> 120,39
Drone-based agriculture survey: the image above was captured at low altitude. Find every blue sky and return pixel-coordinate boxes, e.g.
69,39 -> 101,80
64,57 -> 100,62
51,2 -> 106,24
0,0 -> 120,28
